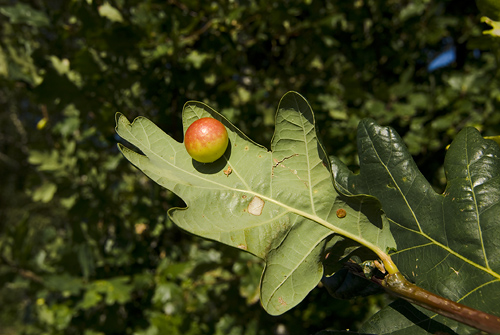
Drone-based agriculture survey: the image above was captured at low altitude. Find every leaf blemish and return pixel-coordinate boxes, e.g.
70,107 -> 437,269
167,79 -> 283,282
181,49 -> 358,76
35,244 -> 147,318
336,208 -> 347,218
248,196 -> 265,216
273,154 -> 299,169
272,154 -> 306,187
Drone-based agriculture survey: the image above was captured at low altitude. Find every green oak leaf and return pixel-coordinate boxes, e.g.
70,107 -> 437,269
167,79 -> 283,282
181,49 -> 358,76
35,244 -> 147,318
115,92 -> 395,315
481,16 -> 500,38
333,120 -> 500,334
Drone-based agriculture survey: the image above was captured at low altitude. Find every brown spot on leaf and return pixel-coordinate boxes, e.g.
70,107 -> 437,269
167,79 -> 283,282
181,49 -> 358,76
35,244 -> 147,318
237,244 -> 247,250
336,208 -> 346,218
278,297 -> 287,306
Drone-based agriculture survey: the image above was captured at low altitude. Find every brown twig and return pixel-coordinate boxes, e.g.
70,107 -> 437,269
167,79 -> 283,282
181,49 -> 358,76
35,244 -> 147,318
382,272 -> 500,334
0,255 -> 44,284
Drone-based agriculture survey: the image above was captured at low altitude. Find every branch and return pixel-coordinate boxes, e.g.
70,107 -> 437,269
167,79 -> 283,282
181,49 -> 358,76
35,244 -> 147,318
338,261 -> 500,333
0,255 -> 44,284
382,272 -> 500,334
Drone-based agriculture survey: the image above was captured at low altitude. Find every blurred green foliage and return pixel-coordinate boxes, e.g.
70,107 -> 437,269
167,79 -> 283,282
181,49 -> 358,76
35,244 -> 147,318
0,0 -> 499,334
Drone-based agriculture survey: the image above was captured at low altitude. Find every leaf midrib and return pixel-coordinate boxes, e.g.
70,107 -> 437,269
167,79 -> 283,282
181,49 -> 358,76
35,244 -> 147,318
366,127 -> 424,234
464,131 -> 490,270
364,126 -> 499,280
389,219 -> 500,281
264,227 -> 332,309
121,114 -> 388,261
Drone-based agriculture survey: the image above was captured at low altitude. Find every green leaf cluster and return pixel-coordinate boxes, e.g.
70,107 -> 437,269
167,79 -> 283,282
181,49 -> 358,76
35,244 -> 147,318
117,91 -> 500,334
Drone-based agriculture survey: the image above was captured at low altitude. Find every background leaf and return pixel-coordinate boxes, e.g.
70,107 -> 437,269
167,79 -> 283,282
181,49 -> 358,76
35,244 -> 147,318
333,120 -> 500,334
116,92 -> 396,315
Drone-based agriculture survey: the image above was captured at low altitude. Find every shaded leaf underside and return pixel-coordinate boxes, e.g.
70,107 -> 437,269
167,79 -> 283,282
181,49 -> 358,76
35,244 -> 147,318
115,92 -> 395,315
333,120 -> 500,334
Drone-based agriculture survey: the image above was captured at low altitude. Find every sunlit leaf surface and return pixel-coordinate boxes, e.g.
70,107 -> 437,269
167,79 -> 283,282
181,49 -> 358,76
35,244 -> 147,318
116,92 -> 396,315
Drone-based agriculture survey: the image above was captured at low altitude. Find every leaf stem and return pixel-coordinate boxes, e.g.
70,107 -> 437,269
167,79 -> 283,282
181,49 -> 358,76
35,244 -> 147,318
251,192 -> 401,276
378,253 -> 399,275
382,272 -> 500,334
